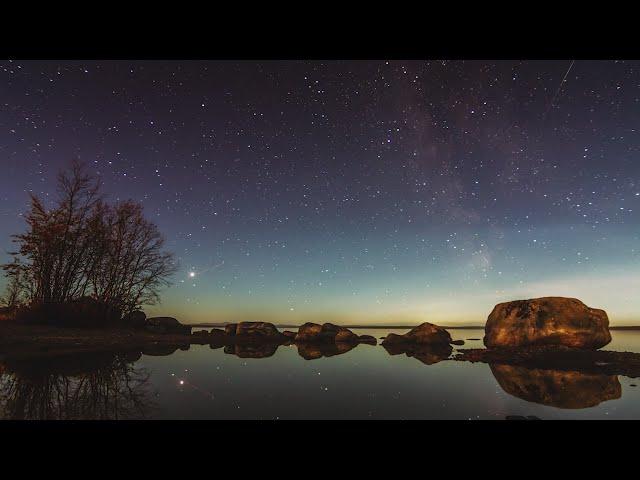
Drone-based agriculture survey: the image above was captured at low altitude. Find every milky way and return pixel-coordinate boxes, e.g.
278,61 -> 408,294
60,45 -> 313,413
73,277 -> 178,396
1,60 -> 638,324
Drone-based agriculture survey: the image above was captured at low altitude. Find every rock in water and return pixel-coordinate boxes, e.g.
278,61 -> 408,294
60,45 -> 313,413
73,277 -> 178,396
294,322 -> 359,343
145,317 -> 192,335
382,322 -> 453,345
235,321 -> 283,338
484,297 -> 611,350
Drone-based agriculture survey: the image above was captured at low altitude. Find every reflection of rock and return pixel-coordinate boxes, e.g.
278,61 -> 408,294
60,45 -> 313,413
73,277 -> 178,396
145,317 -> 192,335
491,363 -> 621,409
296,342 -> 357,360
295,323 -> 359,343
383,342 -> 453,365
382,323 -> 453,346
357,335 -> 377,345
142,344 -> 182,356
224,343 -> 279,359
484,297 -> 610,350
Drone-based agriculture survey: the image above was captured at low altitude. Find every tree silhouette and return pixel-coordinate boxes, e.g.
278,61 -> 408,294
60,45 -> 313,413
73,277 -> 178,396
2,161 -> 177,325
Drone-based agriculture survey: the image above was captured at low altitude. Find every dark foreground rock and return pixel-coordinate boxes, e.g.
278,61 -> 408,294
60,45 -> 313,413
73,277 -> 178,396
382,322 -> 453,346
484,297 -> 611,350
491,363 -> 621,409
145,317 -> 192,335
454,345 -> 640,378
123,310 -> 146,328
383,342 -> 453,365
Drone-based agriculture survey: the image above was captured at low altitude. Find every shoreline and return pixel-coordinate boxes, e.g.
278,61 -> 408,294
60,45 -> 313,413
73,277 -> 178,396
190,323 -> 640,330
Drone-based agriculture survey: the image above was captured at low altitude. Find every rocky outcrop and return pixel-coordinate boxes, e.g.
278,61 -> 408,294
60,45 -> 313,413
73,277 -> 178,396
382,322 -> 453,346
490,364 -> 621,409
484,297 -> 611,350
145,317 -> 192,335
282,330 -> 297,339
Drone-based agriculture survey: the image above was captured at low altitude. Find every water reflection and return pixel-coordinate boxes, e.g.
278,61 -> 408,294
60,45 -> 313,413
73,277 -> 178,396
490,363 -> 622,409
382,342 -> 453,365
295,342 -> 358,360
0,351 -> 154,420
224,343 -> 281,358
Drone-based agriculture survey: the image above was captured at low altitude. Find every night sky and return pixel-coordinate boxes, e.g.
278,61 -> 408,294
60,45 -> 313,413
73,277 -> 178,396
1,60 -> 638,325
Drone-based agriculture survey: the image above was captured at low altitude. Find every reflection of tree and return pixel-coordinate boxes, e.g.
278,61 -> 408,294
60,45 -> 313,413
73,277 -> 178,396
0,351 -> 155,420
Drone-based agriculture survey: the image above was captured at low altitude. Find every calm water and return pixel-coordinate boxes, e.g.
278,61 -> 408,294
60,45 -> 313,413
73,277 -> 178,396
2,328 -> 640,420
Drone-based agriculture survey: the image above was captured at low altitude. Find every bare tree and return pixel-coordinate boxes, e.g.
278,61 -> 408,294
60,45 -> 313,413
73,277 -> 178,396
1,161 -> 177,325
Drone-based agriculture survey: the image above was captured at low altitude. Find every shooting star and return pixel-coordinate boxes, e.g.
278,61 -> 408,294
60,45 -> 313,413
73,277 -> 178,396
545,60 -> 575,116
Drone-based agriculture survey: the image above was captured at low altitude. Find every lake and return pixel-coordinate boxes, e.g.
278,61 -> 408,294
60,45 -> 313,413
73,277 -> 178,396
2,328 -> 640,420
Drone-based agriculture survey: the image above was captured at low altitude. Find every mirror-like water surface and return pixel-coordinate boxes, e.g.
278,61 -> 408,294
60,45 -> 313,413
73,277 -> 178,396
2,328 -> 640,420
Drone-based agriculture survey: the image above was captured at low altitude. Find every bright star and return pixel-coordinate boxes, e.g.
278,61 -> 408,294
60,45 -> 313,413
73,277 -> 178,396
189,271 -> 195,278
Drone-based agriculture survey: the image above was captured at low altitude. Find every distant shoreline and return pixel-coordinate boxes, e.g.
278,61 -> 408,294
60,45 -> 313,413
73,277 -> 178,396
190,323 -> 640,331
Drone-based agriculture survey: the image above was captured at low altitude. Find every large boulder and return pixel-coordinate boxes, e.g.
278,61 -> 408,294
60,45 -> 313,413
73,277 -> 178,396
145,317 -> 192,335
382,322 -> 453,345
294,322 -> 359,343
484,297 -> 611,350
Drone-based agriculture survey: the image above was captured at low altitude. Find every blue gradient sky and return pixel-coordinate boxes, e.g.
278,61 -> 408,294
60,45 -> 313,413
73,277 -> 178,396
1,60 -> 638,324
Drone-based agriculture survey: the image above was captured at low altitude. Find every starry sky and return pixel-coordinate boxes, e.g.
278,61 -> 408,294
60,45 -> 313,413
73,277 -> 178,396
1,60 -> 639,325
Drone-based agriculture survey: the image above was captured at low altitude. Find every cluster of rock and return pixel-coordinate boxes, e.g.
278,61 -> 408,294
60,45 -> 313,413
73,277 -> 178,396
293,322 -> 376,344
132,297 -> 613,372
